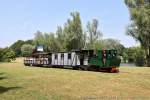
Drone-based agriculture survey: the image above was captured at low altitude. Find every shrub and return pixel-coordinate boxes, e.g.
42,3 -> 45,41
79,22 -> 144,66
21,44 -> 34,57
0,48 -> 16,62
135,49 -> 145,66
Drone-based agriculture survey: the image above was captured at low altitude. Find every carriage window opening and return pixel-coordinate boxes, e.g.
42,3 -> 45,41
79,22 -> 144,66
61,54 -> 64,59
114,51 -> 117,56
68,53 -> 71,59
93,53 -> 97,57
55,54 -> 58,59
89,51 -> 94,57
106,51 -> 111,58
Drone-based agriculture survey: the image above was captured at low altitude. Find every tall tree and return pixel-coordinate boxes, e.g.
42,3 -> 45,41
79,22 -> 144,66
47,33 -> 60,52
56,26 -> 66,51
86,19 -> 102,49
34,31 -> 60,52
125,0 -> 150,66
34,31 -> 45,46
64,12 -> 84,51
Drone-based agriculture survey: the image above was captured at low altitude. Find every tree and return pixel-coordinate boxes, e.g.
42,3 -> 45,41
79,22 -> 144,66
0,48 -> 16,62
126,47 -> 137,63
125,0 -> 150,8
125,0 -> 150,66
24,40 -> 34,45
102,39 -> 125,55
4,50 -> 16,62
21,44 -> 34,57
56,26 -> 66,51
47,33 -> 60,52
123,46 -> 146,66
34,31 -> 61,52
43,33 -> 51,51
34,31 -> 45,46
135,47 -> 145,66
10,40 -> 33,57
64,12 -> 84,51
122,51 -> 128,63
86,19 -> 102,49
0,48 -> 3,61
10,40 -> 25,57
82,31 -> 87,49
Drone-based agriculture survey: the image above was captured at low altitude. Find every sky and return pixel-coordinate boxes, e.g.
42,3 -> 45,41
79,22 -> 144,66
0,0 -> 138,48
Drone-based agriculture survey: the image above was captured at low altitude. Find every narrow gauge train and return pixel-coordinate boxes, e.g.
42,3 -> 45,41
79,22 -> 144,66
24,49 -> 121,73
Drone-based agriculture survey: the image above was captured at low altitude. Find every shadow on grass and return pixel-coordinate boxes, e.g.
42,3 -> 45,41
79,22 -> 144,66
0,73 -> 5,75
0,72 -> 22,94
0,86 -> 21,94
0,77 -> 7,80
0,73 -> 7,80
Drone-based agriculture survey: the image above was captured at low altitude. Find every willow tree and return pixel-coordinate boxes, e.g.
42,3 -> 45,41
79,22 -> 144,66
125,0 -> 150,66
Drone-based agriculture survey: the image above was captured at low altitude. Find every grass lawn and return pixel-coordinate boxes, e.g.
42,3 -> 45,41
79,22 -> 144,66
0,58 -> 150,100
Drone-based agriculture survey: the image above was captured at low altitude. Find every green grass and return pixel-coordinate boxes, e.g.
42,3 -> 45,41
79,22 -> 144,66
0,59 -> 150,100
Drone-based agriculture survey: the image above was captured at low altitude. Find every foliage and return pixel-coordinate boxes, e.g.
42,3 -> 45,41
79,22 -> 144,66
46,33 -> 60,52
56,26 -> 66,51
122,51 -> 128,63
34,31 -> 45,46
0,48 -> 4,61
21,44 -> 34,57
125,47 -> 137,63
28,11 -> 124,58
34,12 -> 87,52
34,32 -> 60,52
10,40 -> 24,57
1,11 -> 124,59
125,0 -> 150,66
64,12 -> 84,51
33,12 -> 125,55
135,48 -> 145,66
122,46 -> 146,66
102,39 -> 125,55
10,40 -> 33,57
86,19 -> 102,49
0,48 -> 16,62
92,40 -> 103,50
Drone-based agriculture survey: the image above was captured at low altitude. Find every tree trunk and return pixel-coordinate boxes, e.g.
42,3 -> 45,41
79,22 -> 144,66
147,56 -> 150,67
146,48 -> 150,67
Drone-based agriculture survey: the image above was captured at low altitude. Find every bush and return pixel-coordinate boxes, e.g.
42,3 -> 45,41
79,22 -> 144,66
0,48 -> 16,62
135,49 -> 145,66
21,44 -> 34,57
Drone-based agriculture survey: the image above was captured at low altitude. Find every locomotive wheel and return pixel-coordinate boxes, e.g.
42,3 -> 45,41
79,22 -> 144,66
80,66 -> 88,71
78,67 -> 82,70
110,68 -> 119,73
59,66 -> 64,68
84,67 -> 88,71
73,66 -> 78,70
